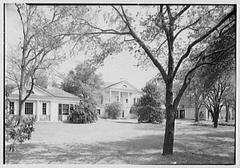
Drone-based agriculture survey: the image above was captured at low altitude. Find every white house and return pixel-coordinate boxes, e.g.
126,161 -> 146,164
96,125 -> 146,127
7,85 -> 80,122
96,80 -> 142,119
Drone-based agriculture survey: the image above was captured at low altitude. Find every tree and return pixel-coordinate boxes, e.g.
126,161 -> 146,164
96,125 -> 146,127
136,82 -> 163,124
6,4 -> 87,125
51,5 -> 235,155
203,74 -> 231,127
35,71 -> 49,88
222,78 -> 235,122
190,17 -> 236,126
61,61 -> 104,102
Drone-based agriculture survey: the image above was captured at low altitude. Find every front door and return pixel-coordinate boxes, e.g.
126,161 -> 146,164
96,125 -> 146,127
180,110 -> 185,119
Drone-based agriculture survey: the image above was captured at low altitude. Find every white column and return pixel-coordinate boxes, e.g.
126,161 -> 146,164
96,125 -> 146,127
118,91 -> 121,103
48,102 -> 51,121
109,89 -> 112,103
36,100 -> 41,122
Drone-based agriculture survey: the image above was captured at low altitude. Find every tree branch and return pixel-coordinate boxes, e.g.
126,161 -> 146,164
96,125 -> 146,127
22,75 -> 34,103
173,18 -> 201,41
172,8 -> 235,79
174,5 -> 191,20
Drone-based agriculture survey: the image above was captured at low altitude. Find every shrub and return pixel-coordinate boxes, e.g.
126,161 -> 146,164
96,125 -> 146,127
135,82 -> 164,124
105,102 -> 121,119
5,114 -> 36,152
129,105 -> 138,119
137,105 -> 163,124
129,105 -> 138,115
68,100 -> 98,123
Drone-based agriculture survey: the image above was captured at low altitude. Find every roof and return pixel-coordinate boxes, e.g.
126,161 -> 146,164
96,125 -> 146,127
103,80 -> 141,92
103,82 -> 115,88
41,86 -> 79,99
9,85 -> 79,100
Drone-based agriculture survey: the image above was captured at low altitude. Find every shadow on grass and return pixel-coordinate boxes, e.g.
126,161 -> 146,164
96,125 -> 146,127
113,121 -> 139,124
5,130 -> 235,164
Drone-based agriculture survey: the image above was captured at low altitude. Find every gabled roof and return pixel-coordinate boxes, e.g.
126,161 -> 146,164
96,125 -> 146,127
103,80 -> 141,92
42,87 -> 79,99
9,85 -> 79,100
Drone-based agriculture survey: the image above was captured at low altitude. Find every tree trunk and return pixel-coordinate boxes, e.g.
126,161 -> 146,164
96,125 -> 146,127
213,107 -> 219,128
194,102 -> 199,122
163,105 -> 175,155
225,104 -> 229,122
162,82 -> 175,155
213,117 -> 218,128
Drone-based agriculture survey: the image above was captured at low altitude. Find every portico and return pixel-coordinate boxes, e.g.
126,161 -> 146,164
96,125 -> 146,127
97,80 -> 142,119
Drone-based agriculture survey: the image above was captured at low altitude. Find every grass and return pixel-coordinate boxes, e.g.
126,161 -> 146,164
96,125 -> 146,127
5,119 -> 235,164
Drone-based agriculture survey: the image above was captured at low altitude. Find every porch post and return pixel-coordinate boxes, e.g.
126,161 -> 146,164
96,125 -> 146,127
109,89 -> 112,103
118,91 -> 121,103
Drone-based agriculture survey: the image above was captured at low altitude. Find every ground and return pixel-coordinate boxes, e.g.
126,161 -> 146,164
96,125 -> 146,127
5,119 -> 235,164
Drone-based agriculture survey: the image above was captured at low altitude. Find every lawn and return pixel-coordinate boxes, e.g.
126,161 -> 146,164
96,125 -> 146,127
5,119 -> 235,164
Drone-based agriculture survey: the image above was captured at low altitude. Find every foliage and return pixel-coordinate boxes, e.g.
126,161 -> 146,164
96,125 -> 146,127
129,105 -> 138,115
188,20 -> 236,125
35,71 -> 49,88
134,82 -> 163,124
61,61 -> 104,102
6,4 -> 87,122
68,100 -> 98,123
66,5 -> 235,154
5,114 -> 36,152
5,83 -> 15,97
137,105 -> 163,124
203,74 -> 233,128
105,102 -> 121,119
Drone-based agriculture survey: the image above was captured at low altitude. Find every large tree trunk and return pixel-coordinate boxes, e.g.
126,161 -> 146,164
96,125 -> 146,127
213,116 -> 218,128
194,102 -> 199,122
213,107 -> 220,128
162,82 -> 175,155
225,104 -> 229,122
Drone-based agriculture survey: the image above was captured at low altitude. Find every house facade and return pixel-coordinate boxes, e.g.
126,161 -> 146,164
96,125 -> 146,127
7,85 -> 80,122
175,105 -> 235,121
96,80 -> 142,119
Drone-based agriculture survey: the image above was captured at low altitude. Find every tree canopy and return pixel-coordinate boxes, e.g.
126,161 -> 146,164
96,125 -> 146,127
61,61 -> 104,102
64,5 -> 235,155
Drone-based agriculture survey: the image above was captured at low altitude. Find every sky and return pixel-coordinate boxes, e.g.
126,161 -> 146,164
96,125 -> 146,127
5,4 -> 159,90
57,51 -> 159,89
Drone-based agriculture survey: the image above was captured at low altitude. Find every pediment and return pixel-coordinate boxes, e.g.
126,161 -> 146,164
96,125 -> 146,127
108,81 -> 139,92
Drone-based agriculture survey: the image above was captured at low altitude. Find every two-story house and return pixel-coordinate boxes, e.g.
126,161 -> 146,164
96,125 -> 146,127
97,80 -> 142,119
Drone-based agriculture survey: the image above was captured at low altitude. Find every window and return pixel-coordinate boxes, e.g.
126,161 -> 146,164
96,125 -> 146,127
9,102 -> 14,114
25,103 -> 33,114
62,104 -> 69,115
42,103 -> 46,115
58,104 -> 62,115
126,99 -> 128,103
117,96 -> 119,102
133,98 -> 136,105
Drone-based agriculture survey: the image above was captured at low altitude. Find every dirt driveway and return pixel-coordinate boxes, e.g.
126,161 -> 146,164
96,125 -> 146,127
5,119 -> 235,164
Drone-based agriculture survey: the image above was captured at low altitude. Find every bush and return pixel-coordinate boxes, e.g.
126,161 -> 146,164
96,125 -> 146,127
68,100 -> 98,123
137,105 -> 163,124
5,114 -> 35,152
105,102 -> 121,119
129,105 -> 138,119
129,105 -> 138,115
